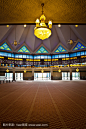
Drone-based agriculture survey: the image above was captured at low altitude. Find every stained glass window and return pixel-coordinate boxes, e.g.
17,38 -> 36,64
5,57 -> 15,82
41,55 -> 45,59
81,51 -> 84,55
55,55 -> 58,58
73,42 -> 85,51
23,54 -> 26,58
55,45 -> 66,53
0,42 -> 11,51
52,55 -> 55,59
85,51 -> 86,55
77,52 -> 80,56
62,54 -> 66,58
18,46 -> 30,53
66,54 -> 69,57
36,46 -> 48,53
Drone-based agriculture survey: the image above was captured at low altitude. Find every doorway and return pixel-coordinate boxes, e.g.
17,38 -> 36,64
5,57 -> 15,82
62,72 -> 70,80
15,73 -> 23,81
34,73 -> 51,80
5,73 -> 13,80
72,72 -> 80,80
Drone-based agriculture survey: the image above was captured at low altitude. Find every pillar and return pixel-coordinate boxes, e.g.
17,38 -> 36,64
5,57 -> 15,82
13,67 -> 15,81
70,67 -> 72,80
51,68 -> 53,80
32,68 -> 34,80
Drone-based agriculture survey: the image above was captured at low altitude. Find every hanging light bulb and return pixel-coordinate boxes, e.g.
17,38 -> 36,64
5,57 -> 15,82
35,19 -> 40,27
48,20 -> 52,29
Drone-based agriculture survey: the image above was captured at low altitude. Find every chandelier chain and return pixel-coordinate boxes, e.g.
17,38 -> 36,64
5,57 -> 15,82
41,3 -> 44,14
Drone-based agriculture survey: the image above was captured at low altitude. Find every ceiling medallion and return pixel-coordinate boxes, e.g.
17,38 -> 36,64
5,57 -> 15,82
34,3 -> 52,40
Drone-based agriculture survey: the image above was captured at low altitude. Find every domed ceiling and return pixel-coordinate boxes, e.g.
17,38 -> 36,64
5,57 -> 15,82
0,25 -> 86,54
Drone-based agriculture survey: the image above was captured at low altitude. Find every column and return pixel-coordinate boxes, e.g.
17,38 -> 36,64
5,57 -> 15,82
32,68 -> 34,80
70,67 -> 72,80
13,67 -> 15,81
51,68 -> 53,80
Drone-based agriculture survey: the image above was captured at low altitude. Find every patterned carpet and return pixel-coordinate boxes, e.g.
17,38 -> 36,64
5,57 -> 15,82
0,80 -> 86,129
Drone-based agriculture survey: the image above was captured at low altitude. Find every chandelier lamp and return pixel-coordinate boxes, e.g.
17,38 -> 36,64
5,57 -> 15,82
34,3 -> 52,40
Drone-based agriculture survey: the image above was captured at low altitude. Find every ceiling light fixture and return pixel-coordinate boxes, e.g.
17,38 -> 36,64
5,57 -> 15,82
7,25 -> 9,27
75,25 -> 78,27
6,69 -> 9,72
58,24 -> 61,27
34,3 -> 52,40
67,27 -> 76,45
24,69 -> 26,73
41,69 -> 44,73
11,26 -> 20,46
58,69 -> 61,72
24,24 -> 27,27
76,68 -> 79,72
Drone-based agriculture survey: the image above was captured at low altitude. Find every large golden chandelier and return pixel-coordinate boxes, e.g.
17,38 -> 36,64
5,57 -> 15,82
34,3 -> 52,40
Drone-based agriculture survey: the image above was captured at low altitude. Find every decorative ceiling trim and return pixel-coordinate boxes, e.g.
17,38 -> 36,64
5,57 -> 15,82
34,43 -> 51,54
52,42 -> 69,54
70,39 -> 86,52
36,46 -> 48,54
18,46 -> 30,53
0,42 -> 11,51
0,39 -> 14,51
16,42 -> 33,54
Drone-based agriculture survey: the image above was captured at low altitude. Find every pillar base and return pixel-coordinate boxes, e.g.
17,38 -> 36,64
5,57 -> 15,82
12,80 -> 16,82
70,77 -> 72,80
51,76 -> 53,80
32,76 -> 34,80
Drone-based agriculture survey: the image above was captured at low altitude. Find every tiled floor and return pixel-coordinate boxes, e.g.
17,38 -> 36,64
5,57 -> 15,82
0,80 -> 86,129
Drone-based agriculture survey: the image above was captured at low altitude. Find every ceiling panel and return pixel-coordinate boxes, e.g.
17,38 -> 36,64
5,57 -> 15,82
0,0 -> 86,24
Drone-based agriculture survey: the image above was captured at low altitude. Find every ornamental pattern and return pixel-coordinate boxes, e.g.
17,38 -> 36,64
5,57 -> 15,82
36,46 -> 48,53
73,42 -> 85,50
55,45 -> 66,53
18,46 -> 30,53
0,42 -> 11,51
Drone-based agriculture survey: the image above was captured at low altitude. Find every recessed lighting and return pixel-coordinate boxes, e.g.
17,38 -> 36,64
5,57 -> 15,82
75,25 -> 78,27
58,24 -> 61,27
24,24 -> 27,27
7,25 -> 9,27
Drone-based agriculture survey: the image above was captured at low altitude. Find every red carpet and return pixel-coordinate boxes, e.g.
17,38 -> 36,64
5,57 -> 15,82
0,80 -> 86,129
